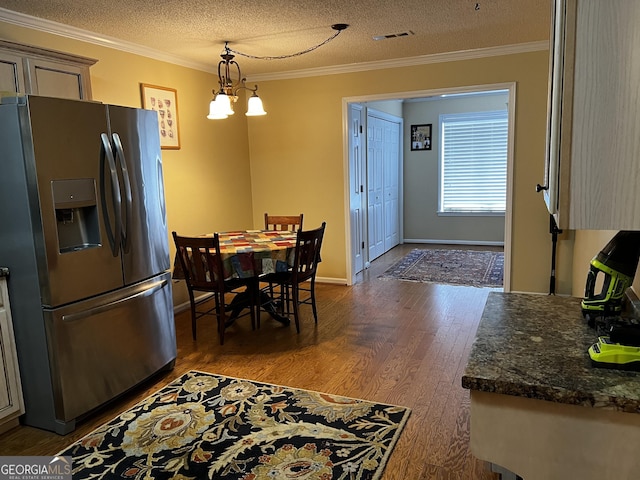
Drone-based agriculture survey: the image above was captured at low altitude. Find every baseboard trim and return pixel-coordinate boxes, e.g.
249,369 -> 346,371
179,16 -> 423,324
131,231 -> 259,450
403,238 -> 504,247
173,293 -> 213,314
172,280 -> 346,315
316,276 -> 348,285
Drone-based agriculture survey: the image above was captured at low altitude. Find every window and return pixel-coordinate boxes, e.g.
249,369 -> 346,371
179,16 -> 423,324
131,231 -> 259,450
439,110 -> 507,214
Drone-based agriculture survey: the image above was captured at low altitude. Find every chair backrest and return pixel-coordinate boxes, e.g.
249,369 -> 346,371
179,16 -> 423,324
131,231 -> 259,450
291,222 -> 326,283
264,213 -> 304,232
172,232 -> 225,291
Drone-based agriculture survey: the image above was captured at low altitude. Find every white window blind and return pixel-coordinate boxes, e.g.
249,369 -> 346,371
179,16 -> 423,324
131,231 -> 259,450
439,110 -> 507,213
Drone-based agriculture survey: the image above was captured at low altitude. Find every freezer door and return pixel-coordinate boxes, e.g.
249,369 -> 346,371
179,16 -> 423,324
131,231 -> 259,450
107,105 -> 170,284
43,272 -> 176,427
25,96 -> 124,307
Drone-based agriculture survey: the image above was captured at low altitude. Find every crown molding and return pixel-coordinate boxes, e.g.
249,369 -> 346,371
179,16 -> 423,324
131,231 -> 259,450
0,8 -> 548,80
0,7 -> 212,72
247,41 -> 549,81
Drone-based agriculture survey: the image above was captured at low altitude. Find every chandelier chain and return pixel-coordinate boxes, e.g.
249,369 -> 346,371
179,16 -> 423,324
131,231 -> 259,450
227,26 -> 347,60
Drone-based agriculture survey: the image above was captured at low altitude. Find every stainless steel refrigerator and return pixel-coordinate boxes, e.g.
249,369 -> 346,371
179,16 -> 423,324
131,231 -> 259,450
0,95 -> 176,434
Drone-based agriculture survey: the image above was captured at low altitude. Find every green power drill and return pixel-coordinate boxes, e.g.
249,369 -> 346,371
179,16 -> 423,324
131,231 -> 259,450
581,231 -> 640,321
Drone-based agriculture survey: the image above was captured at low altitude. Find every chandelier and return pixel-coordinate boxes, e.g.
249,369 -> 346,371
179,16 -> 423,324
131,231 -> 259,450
207,24 -> 349,120
207,43 -> 265,119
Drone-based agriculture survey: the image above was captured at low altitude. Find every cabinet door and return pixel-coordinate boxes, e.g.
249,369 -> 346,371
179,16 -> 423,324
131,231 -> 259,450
543,0 -> 566,218
568,1 -> 640,229
25,58 -> 91,100
0,52 -> 25,94
0,306 -> 23,421
544,1 -> 640,229
543,0 -> 577,229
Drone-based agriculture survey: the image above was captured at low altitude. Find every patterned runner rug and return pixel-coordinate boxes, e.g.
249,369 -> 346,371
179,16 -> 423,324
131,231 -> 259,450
380,248 -> 504,287
58,370 -> 411,480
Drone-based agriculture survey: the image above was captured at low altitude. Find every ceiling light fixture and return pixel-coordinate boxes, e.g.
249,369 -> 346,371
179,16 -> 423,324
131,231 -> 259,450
207,43 -> 266,119
207,24 -> 349,120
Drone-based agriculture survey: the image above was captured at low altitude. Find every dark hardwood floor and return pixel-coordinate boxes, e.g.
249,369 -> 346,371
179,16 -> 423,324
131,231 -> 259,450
0,243 -> 500,479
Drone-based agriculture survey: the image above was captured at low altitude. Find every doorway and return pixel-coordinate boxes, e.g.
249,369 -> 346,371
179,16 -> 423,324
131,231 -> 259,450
343,83 -> 515,290
347,105 -> 402,274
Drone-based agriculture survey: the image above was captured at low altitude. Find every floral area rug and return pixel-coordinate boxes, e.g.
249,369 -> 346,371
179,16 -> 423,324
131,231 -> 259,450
58,370 -> 411,480
379,248 -> 504,287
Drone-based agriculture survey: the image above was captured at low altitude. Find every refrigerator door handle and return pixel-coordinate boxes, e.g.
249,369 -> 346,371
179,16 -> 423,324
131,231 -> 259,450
60,279 -> 168,323
100,133 -> 122,256
112,133 -> 133,254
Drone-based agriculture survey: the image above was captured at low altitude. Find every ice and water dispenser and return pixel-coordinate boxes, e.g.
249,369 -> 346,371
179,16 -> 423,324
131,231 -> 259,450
52,179 -> 100,253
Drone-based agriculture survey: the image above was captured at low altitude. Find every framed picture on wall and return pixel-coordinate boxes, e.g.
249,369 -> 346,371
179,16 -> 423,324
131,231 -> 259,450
410,124 -> 432,151
140,83 -> 181,149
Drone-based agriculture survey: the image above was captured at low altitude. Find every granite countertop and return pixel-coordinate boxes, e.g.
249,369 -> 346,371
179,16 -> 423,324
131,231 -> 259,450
462,292 -> 640,413
0,267 -> 8,278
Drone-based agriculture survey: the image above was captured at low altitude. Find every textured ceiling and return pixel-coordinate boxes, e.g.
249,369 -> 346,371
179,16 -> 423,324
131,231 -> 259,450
0,0 -> 551,76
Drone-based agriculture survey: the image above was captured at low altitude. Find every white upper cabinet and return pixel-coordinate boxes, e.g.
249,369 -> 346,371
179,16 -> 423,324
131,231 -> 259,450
0,39 -> 96,100
0,51 -> 24,94
543,0 -> 640,230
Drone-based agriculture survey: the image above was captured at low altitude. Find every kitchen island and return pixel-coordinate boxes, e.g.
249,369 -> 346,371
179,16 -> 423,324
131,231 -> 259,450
462,292 -> 640,480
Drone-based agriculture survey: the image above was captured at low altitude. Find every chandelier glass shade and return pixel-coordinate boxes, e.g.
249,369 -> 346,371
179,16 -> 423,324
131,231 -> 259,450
207,44 -> 266,120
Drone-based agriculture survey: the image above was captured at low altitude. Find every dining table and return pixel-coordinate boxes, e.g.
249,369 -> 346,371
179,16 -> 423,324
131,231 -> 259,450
172,229 -> 298,325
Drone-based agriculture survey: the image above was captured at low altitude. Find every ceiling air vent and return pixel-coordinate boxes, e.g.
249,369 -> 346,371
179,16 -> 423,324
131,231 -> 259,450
372,31 -> 415,41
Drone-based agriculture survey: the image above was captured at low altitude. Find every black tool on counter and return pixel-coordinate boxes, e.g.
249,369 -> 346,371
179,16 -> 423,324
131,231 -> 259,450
581,231 -> 640,320
582,231 -> 640,369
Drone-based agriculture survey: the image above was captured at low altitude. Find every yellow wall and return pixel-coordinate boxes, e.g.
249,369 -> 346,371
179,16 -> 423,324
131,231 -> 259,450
249,52 -> 567,293
571,230 -> 640,301
0,22 -> 254,306
2,21 -> 572,295
571,230 -> 617,297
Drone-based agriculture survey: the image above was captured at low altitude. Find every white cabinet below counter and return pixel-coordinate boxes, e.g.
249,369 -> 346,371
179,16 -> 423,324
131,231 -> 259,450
0,271 -> 24,434
542,0 -> 640,230
463,292 -> 640,479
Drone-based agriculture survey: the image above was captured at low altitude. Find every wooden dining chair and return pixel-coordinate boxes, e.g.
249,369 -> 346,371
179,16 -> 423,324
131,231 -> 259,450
172,232 -> 256,345
265,222 -> 326,333
264,213 -> 304,232
261,213 -> 304,308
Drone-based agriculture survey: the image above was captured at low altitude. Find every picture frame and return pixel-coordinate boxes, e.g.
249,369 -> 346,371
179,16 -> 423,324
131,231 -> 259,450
410,124 -> 432,151
140,83 -> 181,150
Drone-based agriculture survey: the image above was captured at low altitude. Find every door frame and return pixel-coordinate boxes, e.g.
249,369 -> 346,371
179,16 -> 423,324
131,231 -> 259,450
342,82 -> 516,290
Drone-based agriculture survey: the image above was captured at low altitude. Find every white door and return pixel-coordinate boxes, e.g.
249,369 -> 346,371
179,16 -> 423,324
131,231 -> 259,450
367,111 -> 401,261
367,116 -> 385,261
348,104 -> 366,274
383,120 -> 400,251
